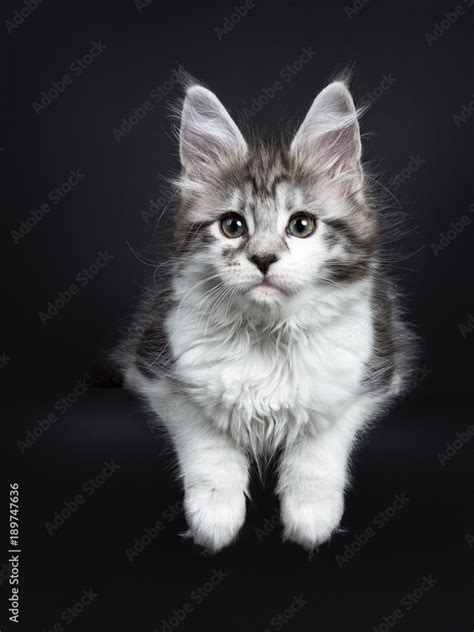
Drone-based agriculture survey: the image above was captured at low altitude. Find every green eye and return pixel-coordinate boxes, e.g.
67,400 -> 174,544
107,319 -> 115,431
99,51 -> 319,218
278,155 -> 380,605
220,213 -> 247,239
287,213 -> 316,238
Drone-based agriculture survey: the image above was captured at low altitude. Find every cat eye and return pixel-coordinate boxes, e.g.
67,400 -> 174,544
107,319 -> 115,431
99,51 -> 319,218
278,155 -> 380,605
219,213 -> 247,239
287,213 -> 316,238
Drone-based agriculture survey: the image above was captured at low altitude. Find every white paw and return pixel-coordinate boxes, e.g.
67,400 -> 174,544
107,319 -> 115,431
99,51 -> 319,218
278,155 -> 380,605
280,492 -> 344,551
184,482 -> 247,553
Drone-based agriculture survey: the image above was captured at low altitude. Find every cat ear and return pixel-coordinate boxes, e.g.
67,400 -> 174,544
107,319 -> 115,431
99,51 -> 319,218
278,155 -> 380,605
291,81 -> 363,190
179,85 -> 247,182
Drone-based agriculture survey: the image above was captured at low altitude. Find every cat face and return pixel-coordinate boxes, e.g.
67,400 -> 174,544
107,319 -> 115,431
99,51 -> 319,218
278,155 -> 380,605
174,82 -> 377,309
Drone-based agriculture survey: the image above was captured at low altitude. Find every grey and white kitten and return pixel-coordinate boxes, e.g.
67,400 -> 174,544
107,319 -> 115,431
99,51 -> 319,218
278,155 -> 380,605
117,78 -> 414,552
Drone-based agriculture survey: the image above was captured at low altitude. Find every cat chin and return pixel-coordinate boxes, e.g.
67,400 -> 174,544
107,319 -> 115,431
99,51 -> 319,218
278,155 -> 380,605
248,284 -> 285,305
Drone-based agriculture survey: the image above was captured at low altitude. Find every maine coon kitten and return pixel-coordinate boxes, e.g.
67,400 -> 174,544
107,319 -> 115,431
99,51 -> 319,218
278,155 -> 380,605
116,78 -> 414,552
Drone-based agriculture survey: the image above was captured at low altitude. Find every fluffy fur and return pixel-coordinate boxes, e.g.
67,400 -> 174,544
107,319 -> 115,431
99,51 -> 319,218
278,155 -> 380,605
115,77 -> 415,552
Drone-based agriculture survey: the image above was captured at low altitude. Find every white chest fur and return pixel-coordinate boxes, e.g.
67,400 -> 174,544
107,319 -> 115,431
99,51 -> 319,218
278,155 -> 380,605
167,286 -> 374,453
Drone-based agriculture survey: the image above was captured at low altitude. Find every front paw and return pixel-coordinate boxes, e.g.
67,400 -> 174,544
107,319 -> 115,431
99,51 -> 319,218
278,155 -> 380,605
280,492 -> 344,551
184,483 -> 247,553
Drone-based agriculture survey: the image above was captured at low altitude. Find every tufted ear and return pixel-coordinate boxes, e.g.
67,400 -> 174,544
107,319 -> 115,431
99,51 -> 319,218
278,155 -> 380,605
179,85 -> 247,182
291,81 -> 363,191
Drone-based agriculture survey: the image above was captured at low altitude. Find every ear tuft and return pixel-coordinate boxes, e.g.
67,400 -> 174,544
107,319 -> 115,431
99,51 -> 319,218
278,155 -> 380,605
291,81 -> 363,190
179,85 -> 247,182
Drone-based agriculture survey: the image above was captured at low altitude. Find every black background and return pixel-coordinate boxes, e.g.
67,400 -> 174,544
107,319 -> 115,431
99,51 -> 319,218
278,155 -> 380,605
2,0 -> 473,630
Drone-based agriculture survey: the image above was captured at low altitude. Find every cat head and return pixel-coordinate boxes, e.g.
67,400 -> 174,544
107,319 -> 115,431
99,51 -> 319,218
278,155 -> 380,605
173,80 -> 377,312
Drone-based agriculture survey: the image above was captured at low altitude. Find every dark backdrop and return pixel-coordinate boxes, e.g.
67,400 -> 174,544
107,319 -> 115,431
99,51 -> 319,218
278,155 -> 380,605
2,0 -> 473,630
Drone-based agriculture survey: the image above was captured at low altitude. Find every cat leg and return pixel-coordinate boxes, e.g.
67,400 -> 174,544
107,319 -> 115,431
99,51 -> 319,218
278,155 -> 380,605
277,403 -> 368,551
154,392 -> 249,553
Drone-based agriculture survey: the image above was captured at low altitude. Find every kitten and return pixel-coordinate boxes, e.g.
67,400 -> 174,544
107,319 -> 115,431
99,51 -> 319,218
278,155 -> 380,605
116,77 -> 415,552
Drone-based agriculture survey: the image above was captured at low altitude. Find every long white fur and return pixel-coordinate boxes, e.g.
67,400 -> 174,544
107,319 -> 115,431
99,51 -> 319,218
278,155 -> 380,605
124,81 -> 404,553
